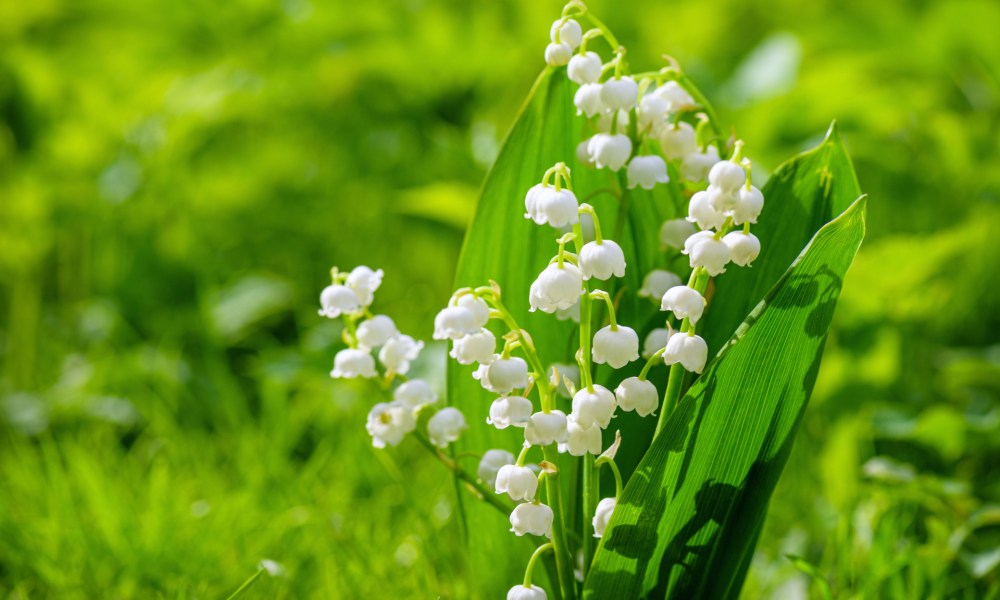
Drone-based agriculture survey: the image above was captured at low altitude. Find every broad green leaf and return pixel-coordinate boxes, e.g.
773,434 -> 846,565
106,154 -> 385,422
585,196 -> 867,599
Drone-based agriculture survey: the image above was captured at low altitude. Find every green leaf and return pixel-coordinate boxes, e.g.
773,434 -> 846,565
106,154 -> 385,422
584,196 -> 867,599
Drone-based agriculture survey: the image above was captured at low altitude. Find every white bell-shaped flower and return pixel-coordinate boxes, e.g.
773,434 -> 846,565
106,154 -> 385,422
433,306 -> 478,340
685,235 -> 730,276
659,122 -> 697,161
592,325 -> 639,369
707,185 -> 738,212
680,145 -> 721,182
592,497 -> 617,538
587,133 -> 632,171
318,284 -> 360,318
626,155 -> 670,190
508,584 -> 548,600
596,108 -> 630,134
638,269 -> 682,302
659,218 -> 696,250
559,415 -> 602,456
567,51 -> 602,84
529,263 -> 584,313
574,83 -> 605,118
654,81 -> 697,112
487,396 -> 534,429
356,315 -> 398,349
494,464 -> 538,501
600,76 -> 638,111
365,401 -> 415,448
544,42 -> 572,66
578,240 -> 626,280
486,356 -> 529,394
393,379 -> 437,409
472,355 -> 500,392
615,376 -> 659,417
723,231 -> 761,267
571,384 -> 616,429
708,160 -> 747,192
526,186 -> 579,229
550,18 -> 582,49
664,332 -> 709,373
549,362 -> 581,398
450,328 -> 496,365
428,407 -> 466,448
456,294 -> 490,328
637,94 -> 670,132
525,410 -> 569,445
378,334 -> 423,375
642,327 -> 674,359
732,185 -> 764,225
510,502 -> 554,537
660,285 -> 706,324
478,449 -> 515,488
346,266 -> 384,306
687,190 -> 727,231
331,348 -> 376,379
683,230 -> 715,254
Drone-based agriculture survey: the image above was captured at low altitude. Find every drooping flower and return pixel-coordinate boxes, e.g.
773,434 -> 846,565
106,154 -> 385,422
680,145 -> 721,182
614,376 -> 659,417
578,240 -> 626,280
600,76 -> 638,111
708,160 -> 747,193
592,497 -> 617,538
723,231 -> 761,267
478,449 -> 515,488
450,328 -> 497,365
638,269 -> 682,302
659,122 -> 697,161
428,407 -> 467,448
660,285 -> 706,324
346,266 -> 384,306
525,410 -> 569,445
488,396 -> 534,429
318,284 -> 360,318
659,218 -> 696,250
510,502 -> 554,537
433,306 -> 478,340
587,133 -> 632,171
544,42 -> 572,66
550,18 -> 582,49
571,384 -> 616,429
687,190 -> 727,230
393,379 -> 438,409
664,333 -> 709,374
508,584 -> 548,600
732,185 -> 764,225
356,315 -> 398,349
495,464 -> 538,501
574,83 -> 605,117
529,263 -> 584,313
626,155 -> 670,190
636,93 -> 669,133
456,294 -> 490,328
331,348 -> 377,379
366,401 -> 416,448
525,185 -> 579,229
642,327 -> 674,359
653,81 -> 697,112
592,325 -> 640,369
684,235 -> 730,276
567,51 -> 602,84
378,334 -> 424,375
559,414 -> 602,456
485,357 -> 530,395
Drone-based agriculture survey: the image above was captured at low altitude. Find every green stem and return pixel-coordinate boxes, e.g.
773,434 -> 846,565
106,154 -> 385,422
225,569 -> 265,600
582,453 -> 597,577
543,445 -> 577,600
524,543 -> 554,587
414,431 -> 512,516
572,223 -> 595,392
589,290 -> 618,329
638,347 -> 666,381
605,459 -> 624,499
486,296 -> 554,408
655,363 -> 687,436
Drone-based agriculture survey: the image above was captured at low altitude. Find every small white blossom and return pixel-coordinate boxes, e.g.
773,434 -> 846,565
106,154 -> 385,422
510,502 -> 553,537
478,449 -> 515,488
450,328 -> 497,365
708,160 -> 747,192
615,376 -> 659,417
486,357 -> 529,394
578,240 -> 626,280
559,414 -> 602,456
428,407 -> 466,448
356,315 -> 398,349
660,285 -> 706,324
683,230 -> 715,255
664,333 -> 709,373
550,18 -> 582,49
488,396 -> 534,429
638,269 -> 682,302
687,190 -> 727,231
393,379 -> 437,409
592,497 -> 617,538
525,410 -> 569,446
680,145 -> 721,182
587,133 -> 632,171
654,81 -> 697,112
525,185 -> 579,228
544,42 -> 572,66
331,348 -> 376,379
495,464 -> 538,501
318,284 -> 360,318
508,584 -> 548,600
642,327 -> 674,359
637,94 -> 670,133
456,294 -> 490,328
685,235 -> 730,276
378,334 -> 423,375
346,266 -> 384,306
571,384 -> 616,429
366,401 -> 415,448
549,362 -> 581,398
433,306 -> 478,340
529,263 -> 584,313
600,76 -> 638,111
659,122 -> 697,161
574,83 -> 605,117
723,231 -> 761,267
567,51 -> 602,84
732,185 -> 764,225
660,219 -> 696,250
626,155 -> 670,190
707,185 -> 738,212
592,325 -> 639,369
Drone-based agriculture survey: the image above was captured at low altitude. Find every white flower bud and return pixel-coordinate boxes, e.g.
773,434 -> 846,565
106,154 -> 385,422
578,240 -> 626,280
637,94 -> 670,132
559,415 -> 602,456
680,145 -> 721,182
393,378 -> 437,409
549,362 -> 581,398
685,235 -> 730,276
600,77 -> 638,111
331,348 -> 376,379
626,155 -> 670,190
596,108 -> 630,134
683,230 -> 715,254
642,327 -> 674,359
708,160 -> 747,192
450,328 -> 496,365
356,315 -> 398,349
571,384 -> 616,429
486,357 -> 529,394
654,81 -> 697,112
567,51 -> 602,84
525,410 -> 569,445
660,285 -> 706,324
456,294 -> 490,328
318,284 -> 360,318
592,325 -> 639,369
615,376 -> 659,417
638,269 -> 682,302
494,464 -> 538,501
587,133 -> 632,171
545,42 -> 572,66
428,407 -> 466,448
659,218 -> 696,250
366,401 -> 415,448
508,584 -> 548,600
732,185 -> 764,225
592,497 -> 616,538
526,186 -> 579,229
664,332 -> 708,374
433,306 -> 478,340
378,334 -> 424,375
723,231 -> 761,267
687,190 -> 727,231
478,449 -> 515,488
346,266 -> 384,306
574,83 -> 605,118
659,122 -> 697,161
487,395 -> 533,429
529,263 -> 584,313
550,18 -> 582,49
510,502 -> 553,537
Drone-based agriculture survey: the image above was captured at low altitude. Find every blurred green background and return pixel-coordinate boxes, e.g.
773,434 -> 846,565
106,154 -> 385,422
1,0 -> 999,597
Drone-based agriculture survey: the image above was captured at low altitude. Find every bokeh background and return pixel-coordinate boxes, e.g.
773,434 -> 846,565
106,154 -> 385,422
2,0 -> 999,597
